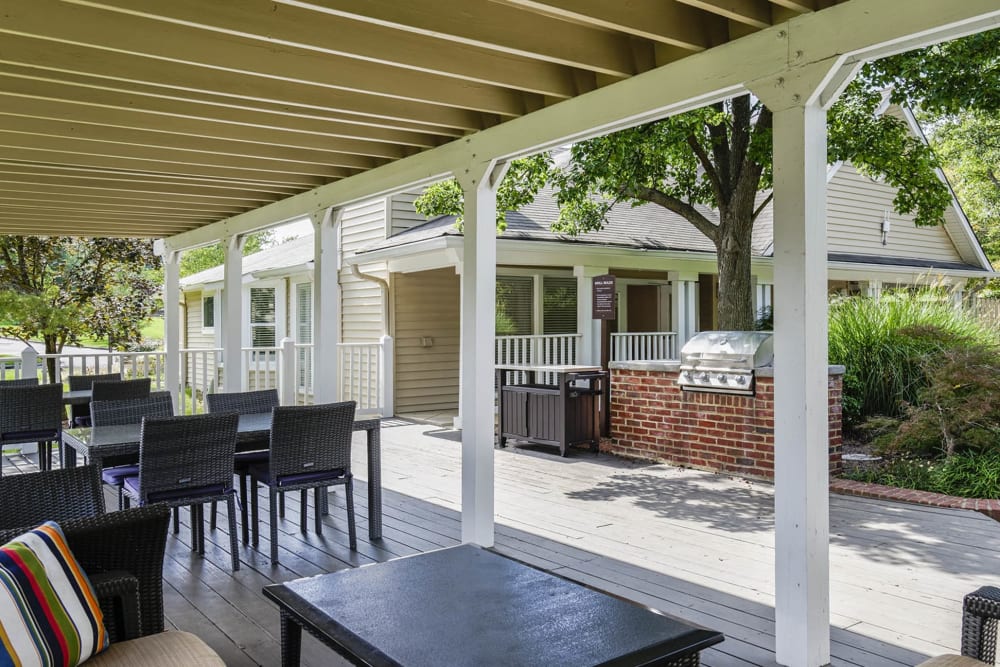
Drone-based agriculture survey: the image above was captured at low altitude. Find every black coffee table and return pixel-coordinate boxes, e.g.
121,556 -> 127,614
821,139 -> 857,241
263,544 -> 723,667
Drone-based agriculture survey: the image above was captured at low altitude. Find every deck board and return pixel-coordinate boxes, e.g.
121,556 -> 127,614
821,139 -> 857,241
5,420 -> 998,667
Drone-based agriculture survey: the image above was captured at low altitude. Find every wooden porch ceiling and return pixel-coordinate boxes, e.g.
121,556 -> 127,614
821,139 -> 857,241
0,0 -> 843,238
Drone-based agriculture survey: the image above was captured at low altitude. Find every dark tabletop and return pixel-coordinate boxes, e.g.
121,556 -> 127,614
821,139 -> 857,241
263,544 -> 723,667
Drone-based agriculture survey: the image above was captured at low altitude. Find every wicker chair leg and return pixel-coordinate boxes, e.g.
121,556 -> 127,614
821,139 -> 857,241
239,473 -> 250,545
314,487 -> 322,535
118,487 -> 126,511
172,506 -> 180,534
226,494 -> 240,572
251,479 -> 260,549
210,500 -> 217,530
320,488 -> 329,516
300,489 -> 307,533
279,491 -> 285,518
269,487 -> 280,565
346,476 -> 357,551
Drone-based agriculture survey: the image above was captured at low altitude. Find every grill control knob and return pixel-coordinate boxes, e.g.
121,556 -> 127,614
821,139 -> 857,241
700,373 -> 710,382
736,375 -> 747,384
717,374 -> 727,382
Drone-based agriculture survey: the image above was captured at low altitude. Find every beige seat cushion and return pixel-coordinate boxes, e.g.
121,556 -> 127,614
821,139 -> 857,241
916,655 -> 990,667
85,630 -> 224,667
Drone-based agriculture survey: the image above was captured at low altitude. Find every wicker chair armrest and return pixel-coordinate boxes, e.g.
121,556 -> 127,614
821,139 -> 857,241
963,586 -> 1000,663
58,506 -> 171,639
90,570 -> 141,643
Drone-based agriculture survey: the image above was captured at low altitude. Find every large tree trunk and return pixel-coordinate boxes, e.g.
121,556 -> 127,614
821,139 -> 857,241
715,207 -> 756,330
43,334 -> 58,383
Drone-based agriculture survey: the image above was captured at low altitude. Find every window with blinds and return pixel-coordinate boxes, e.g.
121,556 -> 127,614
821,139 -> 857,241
496,276 -> 533,335
295,283 -> 313,389
202,294 -> 214,329
542,277 -> 577,334
249,286 -> 276,348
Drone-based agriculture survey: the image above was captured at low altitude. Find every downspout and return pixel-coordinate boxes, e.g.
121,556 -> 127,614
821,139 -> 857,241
350,264 -> 391,336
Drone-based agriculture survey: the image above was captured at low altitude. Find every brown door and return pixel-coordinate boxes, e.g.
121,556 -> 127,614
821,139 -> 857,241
626,285 -> 659,332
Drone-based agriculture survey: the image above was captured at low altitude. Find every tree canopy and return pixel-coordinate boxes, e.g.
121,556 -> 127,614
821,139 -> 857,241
416,29 -> 998,330
180,229 -> 276,278
0,237 -> 159,377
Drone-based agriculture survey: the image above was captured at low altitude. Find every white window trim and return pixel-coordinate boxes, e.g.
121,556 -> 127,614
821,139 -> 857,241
291,280 -> 313,346
242,279 -> 287,349
200,290 -> 218,336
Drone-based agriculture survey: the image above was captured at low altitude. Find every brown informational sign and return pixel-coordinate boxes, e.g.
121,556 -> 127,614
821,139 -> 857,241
592,274 -> 616,320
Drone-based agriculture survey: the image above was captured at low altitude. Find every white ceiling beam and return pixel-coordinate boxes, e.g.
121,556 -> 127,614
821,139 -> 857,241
0,72 -> 455,144
0,33 -> 496,129
498,0 -> 719,50
0,129 -> 380,173
1,1 -> 529,120
677,0 -> 772,29
0,110 -> 411,161
164,0 -> 1000,252
0,192 -> 247,215
74,0 -> 581,99
280,0 -> 637,77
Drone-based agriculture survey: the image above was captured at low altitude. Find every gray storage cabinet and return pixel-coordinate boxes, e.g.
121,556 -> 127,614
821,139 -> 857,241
496,365 -> 608,457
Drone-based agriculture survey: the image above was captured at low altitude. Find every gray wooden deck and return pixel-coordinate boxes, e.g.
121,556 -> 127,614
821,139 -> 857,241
4,420 -> 998,667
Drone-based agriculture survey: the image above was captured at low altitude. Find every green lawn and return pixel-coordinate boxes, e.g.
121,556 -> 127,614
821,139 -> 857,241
71,317 -> 165,350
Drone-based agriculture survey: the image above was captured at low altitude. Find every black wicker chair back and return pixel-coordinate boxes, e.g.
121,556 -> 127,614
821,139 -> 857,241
0,464 -> 105,529
0,377 -> 39,387
206,389 -> 279,415
137,412 -> 239,502
131,412 -> 242,571
91,377 -> 152,402
268,401 -> 356,480
249,401 -> 358,563
0,383 -> 64,471
91,391 -> 174,427
67,372 -> 122,424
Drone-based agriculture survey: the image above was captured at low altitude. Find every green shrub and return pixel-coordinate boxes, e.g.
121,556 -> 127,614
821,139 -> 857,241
889,345 -> 1000,457
828,289 -> 996,427
846,451 -> 1000,499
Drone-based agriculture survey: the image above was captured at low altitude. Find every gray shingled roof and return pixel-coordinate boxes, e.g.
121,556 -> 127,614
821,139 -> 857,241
180,234 -> 314,288
359,186 -> 773,255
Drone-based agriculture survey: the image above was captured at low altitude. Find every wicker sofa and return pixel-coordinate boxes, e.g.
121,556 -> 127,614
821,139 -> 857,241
916,587 -> 1000,666
0,506 -> 224,666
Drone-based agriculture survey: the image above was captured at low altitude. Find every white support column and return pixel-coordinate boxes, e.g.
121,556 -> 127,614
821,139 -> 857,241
161,248 -> 181,411
458,158 -> 504,547
223,235 -> 245,392
278,337 -> 296,406
865,280 -> 883,298
574,266 -> 608,366
669,272 -> 699,349
312,207 -> 342,404
756,60 -> 846,666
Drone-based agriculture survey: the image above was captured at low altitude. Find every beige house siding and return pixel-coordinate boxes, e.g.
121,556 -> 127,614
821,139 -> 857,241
393,268 -> 460,414
182,290 -> 221,394
826,164 -> 965,263
341,199 -> 389,343
389,191 -> 431,236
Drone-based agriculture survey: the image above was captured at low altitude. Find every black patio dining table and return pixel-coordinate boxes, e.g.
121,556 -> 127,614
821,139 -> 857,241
61,389 -> 94,406
61,412 -> 383,540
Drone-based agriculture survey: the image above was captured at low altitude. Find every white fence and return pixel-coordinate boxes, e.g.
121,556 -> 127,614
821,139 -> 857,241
5,338 -> 392,417
495,333 -> 581,366
610,332 -> 678,361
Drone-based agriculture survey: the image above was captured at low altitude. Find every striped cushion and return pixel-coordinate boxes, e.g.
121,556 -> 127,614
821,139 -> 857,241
0,521 -> 109,666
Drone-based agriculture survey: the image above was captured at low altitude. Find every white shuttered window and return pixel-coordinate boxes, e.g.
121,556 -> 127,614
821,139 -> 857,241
249,287 -> 277,347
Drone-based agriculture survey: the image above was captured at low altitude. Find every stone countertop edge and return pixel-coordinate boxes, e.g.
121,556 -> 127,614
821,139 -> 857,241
608,361 -> 847,376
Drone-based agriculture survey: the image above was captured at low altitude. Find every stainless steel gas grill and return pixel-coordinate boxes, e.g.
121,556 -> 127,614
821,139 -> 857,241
678,331 -> 774,395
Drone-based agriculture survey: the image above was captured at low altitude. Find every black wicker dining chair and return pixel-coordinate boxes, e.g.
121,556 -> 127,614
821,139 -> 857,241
91,391 -> 174,511
0,382 -> 64,472
67,371 -> 122,426
917,586 -> 1000,666
205,389 -> 279,544
91,376 -> 152,402
122,412 -> 241,571
0,464 -> 105,529
249,401 -> 357,565
0,377 -> 39,387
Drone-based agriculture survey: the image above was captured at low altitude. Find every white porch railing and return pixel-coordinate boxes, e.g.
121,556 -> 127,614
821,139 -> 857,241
611,332 -> 678,361
339,337 -> 393,416
178,348 -> 223,414
495,333 -> 581,366
33,350 -> 167,387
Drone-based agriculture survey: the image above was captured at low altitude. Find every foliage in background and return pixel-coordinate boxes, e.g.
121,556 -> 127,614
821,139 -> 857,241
846,451 -> 1000,500
179,229 -> 276,278
828,289 -> 995,427
884,345 -> 1000,457
0,237 -> 159,379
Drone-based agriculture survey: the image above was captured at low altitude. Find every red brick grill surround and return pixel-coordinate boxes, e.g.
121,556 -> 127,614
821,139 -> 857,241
607,361 -> 844,481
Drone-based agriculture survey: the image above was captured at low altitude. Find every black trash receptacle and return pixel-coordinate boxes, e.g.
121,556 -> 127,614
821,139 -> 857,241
497,367 -> 608,457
